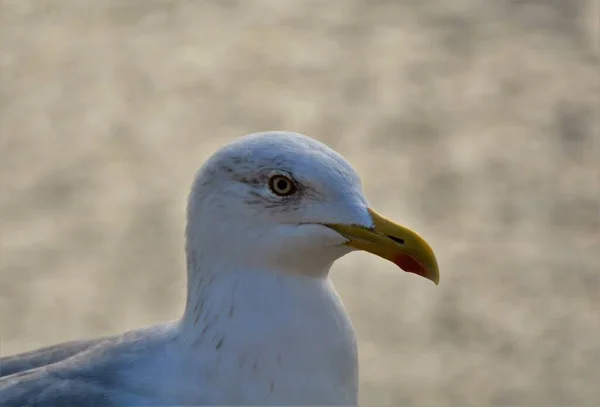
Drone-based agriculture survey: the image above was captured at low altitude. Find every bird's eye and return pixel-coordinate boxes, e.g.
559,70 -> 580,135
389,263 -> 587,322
268,175 -> 297,196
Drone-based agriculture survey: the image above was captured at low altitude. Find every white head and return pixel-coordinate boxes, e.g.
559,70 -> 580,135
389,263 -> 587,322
186,131 -> 439,280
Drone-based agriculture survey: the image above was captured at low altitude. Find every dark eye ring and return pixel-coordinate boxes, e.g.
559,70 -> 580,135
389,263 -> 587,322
268,175 -> 297,196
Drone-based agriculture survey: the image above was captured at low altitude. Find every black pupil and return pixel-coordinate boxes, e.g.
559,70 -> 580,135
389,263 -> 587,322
276,179 -> 289,191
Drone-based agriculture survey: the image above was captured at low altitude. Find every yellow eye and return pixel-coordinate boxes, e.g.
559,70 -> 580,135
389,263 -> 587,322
268,175 -> 297,196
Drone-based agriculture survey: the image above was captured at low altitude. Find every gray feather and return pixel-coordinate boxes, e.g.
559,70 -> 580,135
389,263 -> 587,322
0,325 -> 175,406
0,338 -> 107,378
0,365 -> 119,407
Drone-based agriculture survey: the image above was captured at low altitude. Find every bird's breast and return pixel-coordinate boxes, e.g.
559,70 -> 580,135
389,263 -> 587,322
179,277 -> 359,406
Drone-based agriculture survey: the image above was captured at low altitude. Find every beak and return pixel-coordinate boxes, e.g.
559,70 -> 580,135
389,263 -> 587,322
326,208 -> 439,285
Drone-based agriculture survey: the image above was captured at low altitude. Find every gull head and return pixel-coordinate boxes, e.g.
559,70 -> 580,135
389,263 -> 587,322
186,131 -> 439,283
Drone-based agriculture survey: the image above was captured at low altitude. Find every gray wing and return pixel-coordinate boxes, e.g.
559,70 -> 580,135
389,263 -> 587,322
0,338 -> 107,378
0,365 -> 119,407
0,325 -> 174,407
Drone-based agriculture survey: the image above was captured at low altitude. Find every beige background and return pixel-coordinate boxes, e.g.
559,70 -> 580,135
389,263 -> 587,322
1,1 -> 598,406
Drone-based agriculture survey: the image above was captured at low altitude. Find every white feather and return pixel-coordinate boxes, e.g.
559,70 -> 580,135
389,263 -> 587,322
0,131 -> 375,406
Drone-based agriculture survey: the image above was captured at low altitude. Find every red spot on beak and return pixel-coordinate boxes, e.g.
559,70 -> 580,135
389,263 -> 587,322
394,253 -> 428,278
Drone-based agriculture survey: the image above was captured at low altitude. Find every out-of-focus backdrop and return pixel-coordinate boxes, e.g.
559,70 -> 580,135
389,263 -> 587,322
1,1 -> 598,406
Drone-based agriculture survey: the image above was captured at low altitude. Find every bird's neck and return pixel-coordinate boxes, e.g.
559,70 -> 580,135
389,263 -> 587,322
180,248 -> 335,332
180,226 -> 339,330
177,256 -> 358,406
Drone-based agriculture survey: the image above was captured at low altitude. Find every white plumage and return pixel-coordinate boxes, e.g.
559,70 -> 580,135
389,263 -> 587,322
0,131 -> 439,406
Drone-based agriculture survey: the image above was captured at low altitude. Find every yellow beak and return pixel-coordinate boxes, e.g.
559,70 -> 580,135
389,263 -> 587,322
326,208 -> 440,285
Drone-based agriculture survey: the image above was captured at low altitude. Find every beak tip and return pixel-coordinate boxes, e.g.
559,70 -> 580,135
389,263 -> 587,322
429,260 -> 440,286
429,262 -> 440,286
394,254 -> 439,285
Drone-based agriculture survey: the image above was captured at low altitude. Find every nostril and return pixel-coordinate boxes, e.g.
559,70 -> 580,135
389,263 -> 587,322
388,235 -> 405,245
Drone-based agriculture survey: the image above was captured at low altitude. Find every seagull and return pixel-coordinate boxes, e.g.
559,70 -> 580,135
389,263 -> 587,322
0,131 -> 439,406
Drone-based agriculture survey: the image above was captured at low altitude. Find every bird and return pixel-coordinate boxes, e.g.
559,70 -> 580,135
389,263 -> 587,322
0,131 -> 439,406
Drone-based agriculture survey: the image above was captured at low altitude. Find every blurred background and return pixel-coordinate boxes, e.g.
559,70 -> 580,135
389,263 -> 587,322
0,1 -> 598,406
